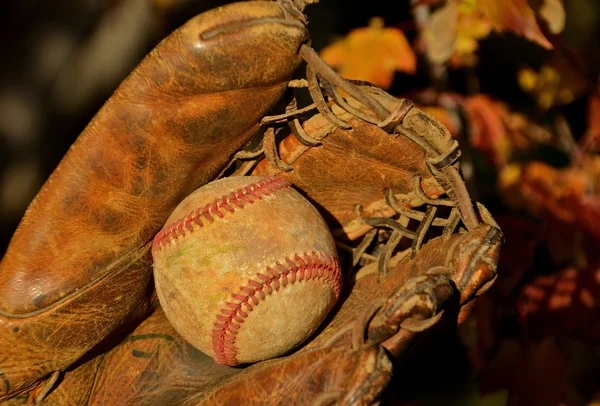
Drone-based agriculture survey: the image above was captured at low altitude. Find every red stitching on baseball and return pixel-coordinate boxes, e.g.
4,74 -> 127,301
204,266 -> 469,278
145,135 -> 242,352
151,177 -> 290,256
211,251 -> 341,366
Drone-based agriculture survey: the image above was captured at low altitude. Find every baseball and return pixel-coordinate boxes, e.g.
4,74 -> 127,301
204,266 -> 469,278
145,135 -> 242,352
151,176 -> 341,366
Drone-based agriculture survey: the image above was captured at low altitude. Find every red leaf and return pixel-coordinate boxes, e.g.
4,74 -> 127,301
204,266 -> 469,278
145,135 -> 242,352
518,266 -> 600,342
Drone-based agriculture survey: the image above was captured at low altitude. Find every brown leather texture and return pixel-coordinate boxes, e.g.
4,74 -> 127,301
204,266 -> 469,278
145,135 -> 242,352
249,91 -> 448,238
0,1 -> 308,400
304,224 -> 502,352
16,224 -> 499,405
0,3 -> 505,402
36,307 -> 237,406
0,84 -> 503,403
254,120 -> 437,227
35,307 -> 390,406
1,85 -> 503,403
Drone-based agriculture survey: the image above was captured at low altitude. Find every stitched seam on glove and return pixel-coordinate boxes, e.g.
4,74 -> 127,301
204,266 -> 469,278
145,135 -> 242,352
211,251 -> 341,366
151,176 -> 290,255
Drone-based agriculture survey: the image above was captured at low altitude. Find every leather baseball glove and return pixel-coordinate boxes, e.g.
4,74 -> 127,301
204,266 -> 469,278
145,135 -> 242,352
0,1 -> 502,404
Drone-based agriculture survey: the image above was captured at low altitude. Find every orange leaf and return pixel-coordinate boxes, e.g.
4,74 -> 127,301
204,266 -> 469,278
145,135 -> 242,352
520,162 -> 587,222
476,0 -> 553,49
513,161 -> 600,241
320,18 -> 416,89
463,95 -> 512,167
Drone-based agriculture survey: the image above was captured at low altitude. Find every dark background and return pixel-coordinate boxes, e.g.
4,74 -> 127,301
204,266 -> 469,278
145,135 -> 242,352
1,1 -> 599,403
2,0 -> 598,256
1,0 -> 598,254
0,0 -> 416,253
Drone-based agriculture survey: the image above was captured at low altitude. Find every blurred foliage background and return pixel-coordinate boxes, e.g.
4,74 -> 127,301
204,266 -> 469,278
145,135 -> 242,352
1,0 -> 600,404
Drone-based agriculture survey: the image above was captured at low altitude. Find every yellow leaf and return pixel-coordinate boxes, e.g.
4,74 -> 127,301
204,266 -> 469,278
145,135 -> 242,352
539,0 -> 566,34
557,88 -> 574,104
540,66 -> 559,84
423,0 -> 459,64
455,36 -> 478,55
518,68 -> 538,92
538,90 -> 555,110
476,0 -> 553,49
459,0 -> 477,13
320,17 -> 416,89
450,0 -> 493,67
457,11 -> 492,50
518,60 -> 589,110
499,164 -> 522,189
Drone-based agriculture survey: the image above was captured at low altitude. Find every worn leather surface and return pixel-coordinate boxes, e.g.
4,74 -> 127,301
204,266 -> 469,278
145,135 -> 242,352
254,120 -> 433,227
15,224 -> 500,405
250,93 -> 448,236
0,1 -> 308,399
190,344 -> 392,406
37,307 -> 236,406
0,5 -> 504,401
31,306 -> 390,406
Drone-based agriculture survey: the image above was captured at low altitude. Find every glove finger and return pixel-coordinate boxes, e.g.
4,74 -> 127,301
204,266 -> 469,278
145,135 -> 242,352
190,343 -> 392,406
0,2 -> 308,400
303,223 -> 502,356
40,307 -> 393,406
42,308 -> 234,405
246,84 -> 502,356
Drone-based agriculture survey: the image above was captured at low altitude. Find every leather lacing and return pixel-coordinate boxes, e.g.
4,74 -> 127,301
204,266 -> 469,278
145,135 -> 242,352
223,44 -> 501,276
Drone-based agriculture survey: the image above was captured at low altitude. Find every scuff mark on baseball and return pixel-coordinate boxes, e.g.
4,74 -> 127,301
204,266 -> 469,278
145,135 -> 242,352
152,176 -> 342,365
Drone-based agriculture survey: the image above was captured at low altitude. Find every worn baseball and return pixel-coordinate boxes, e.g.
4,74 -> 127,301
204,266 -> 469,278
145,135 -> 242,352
151,176 -> 341,366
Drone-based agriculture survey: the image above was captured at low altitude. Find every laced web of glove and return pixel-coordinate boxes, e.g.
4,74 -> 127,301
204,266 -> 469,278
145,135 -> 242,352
220,45 -> 490,276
